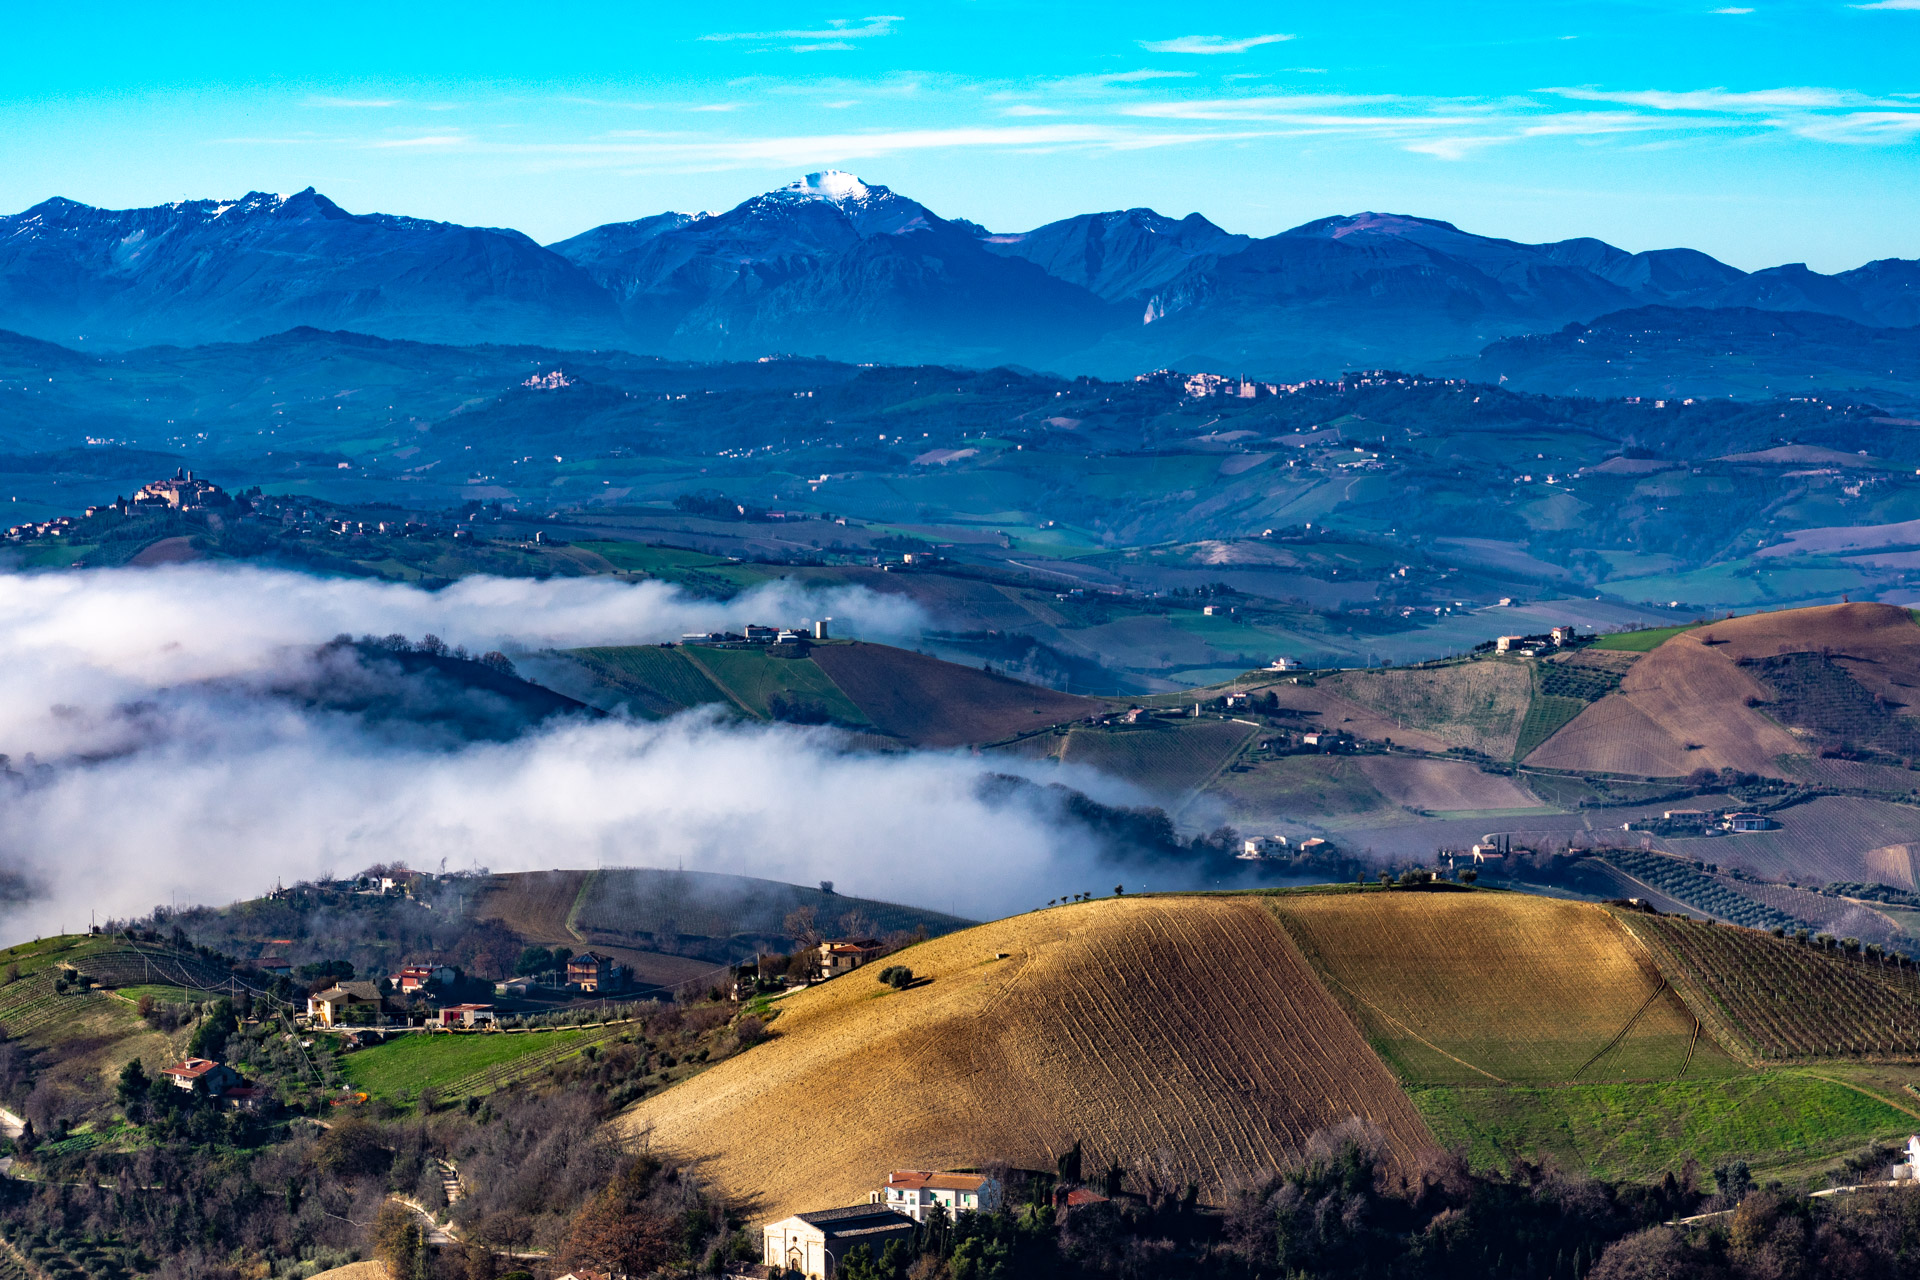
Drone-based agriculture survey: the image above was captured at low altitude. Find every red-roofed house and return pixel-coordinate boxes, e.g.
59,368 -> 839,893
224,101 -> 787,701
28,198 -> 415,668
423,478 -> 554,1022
160,1058 -> 241,1095
817,938 -> 885,978
437,1003 -> 498,1029
395,964 -> 455,993
872,1170 -> 1002,1222
1054,1187 -> 1109,1212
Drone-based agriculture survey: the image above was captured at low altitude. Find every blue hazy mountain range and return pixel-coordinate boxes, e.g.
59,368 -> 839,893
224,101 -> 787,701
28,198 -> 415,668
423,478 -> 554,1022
1,171 -> 1915,379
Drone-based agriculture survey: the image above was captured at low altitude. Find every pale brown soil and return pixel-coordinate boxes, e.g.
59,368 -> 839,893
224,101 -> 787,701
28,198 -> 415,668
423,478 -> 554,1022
1531,604 -> 1920,777
1527,631 -> 1801,776
1351,756 -> 1550,812
620,896 -> 1434,1220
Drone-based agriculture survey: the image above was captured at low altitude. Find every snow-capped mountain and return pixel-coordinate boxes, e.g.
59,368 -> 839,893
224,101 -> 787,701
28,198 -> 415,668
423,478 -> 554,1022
0,174 -> 1913,376
546,170 -> 1112,365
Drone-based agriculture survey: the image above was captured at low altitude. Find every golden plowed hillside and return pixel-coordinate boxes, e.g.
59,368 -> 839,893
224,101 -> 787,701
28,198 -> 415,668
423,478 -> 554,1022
618,896 -> 1434,1220
1266,893 -> 1734,1084
1527,604 -> 1920,776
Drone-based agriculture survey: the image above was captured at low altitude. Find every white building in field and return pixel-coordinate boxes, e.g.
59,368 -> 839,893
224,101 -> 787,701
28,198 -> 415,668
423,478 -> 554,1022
872,1170 -> 1003,1222
762,1205 -> 916,1278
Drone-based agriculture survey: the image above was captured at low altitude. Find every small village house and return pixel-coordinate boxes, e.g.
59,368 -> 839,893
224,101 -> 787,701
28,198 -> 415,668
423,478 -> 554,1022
818,938 -> 886,978
160,1058 -> 241,1095
395,963 -> 456,994
1240,835 -> 1288,860
762,1206 -> 915,1278
306,981 -> 385,1027
1724,813 -> 1773,833
1495,635 -> 1526,654
566,952 -> 624,993
256,956 -> 292,977
872,1171 -> 1003,1222
437,1003 -> 498,1029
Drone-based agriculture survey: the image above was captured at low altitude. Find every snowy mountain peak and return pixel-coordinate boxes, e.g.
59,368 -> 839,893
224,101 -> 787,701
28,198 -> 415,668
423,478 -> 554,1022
772,170 -> 874,204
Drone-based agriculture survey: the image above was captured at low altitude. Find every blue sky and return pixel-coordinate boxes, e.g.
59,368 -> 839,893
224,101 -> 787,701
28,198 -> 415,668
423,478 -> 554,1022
1,1 -> 1915,271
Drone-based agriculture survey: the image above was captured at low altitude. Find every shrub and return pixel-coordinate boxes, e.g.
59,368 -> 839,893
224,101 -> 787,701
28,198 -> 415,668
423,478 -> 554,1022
876,965 -> 914,990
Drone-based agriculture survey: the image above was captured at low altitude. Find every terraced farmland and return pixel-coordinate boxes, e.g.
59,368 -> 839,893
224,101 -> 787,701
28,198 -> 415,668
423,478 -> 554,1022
620,895 -> 1435,1219
1613,910 -> 1920,1061
1265,891 -> 1729,1084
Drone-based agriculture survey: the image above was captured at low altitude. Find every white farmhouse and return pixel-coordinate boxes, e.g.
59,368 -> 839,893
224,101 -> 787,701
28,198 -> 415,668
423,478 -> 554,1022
871,1170 -> 1003,1222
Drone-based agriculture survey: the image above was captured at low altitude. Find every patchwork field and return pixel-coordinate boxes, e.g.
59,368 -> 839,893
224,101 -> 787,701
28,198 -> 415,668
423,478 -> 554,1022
1529,604 -> 1920,777
1056,720 -> 1256,797
1526,630 -> 1802,776
683,647 -> 870,725
1201,754 -> 1394,826
1265,892 -> 1729,1084
620,895 -> 1435,1219
1349,755 -> 1550,814
1322,661 -> 1532,758
1657,796 -> 1920,888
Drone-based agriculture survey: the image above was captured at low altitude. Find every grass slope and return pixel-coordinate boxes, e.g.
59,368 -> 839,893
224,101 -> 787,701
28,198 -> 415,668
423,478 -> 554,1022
1414,1073 -> 1913,1183
566,646 -> 728,718
1265,891 -> 1730,1085
681,647 -> 869,725
340,1027 -> 597,1100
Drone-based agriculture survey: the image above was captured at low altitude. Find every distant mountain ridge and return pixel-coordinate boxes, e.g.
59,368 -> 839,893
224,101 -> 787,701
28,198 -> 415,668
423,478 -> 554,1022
1,172 -> 1914,379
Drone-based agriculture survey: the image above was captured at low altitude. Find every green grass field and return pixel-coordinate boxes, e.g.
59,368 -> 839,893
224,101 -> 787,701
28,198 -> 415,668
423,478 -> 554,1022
339,1028 -> 595,1098
1411,1072 -> 1914,1183
683,647 -> 870,724
569,645 -> 730,717
1590,624 -> 1699,652
1513,693 -> 1590,760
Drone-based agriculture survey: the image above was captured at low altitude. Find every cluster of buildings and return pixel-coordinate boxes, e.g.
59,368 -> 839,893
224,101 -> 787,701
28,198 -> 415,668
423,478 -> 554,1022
1492,626 -> 1579,656
681,619 -> 831,647
1632,808 -> 1776,835
762,1166 -> 1122,1278
764,1170 -> 1011,1278
4,514 -> 77,542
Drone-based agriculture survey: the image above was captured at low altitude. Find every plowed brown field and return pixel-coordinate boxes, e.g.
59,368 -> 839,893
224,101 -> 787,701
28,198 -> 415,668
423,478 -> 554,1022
1265,892 -> 1731,1083
1525,630 -> 1800,776
471,870 -> 589,942
619,896 -> 1434,1219
1351,756 -> 1549,812
809,642 -> 1099,747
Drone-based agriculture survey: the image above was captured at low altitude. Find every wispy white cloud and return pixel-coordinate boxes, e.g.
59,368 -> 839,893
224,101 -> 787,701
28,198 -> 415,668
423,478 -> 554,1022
1138,33 -> 1295,54
1712,6 -> 1754,12
305,96 -> 407,109
1122,93 -> 1402,120
364,134 -> 470,149
1852,1 -> 1920,9
1000,104 -> 1064,117
701,15 -> 902,46
1546,85 -> 1856,111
